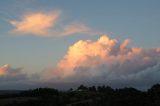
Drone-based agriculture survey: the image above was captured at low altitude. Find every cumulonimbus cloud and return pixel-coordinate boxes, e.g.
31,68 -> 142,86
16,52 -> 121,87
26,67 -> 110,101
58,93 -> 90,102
10,11 -> 99,37
42,35 -> 160,88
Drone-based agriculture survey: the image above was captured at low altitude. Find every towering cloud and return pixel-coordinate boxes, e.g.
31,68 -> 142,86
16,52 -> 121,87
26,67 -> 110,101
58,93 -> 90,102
10,11 -> 99,37
43,35 -> 160,88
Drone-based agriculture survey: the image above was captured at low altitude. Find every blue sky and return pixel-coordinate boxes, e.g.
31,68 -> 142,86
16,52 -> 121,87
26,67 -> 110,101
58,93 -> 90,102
0,0 -> 160,89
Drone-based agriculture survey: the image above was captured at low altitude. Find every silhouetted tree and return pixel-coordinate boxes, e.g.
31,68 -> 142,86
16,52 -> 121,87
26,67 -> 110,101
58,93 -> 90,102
88,86 -> 96,92
77,85 -> 88,91
2,84 -> 160,106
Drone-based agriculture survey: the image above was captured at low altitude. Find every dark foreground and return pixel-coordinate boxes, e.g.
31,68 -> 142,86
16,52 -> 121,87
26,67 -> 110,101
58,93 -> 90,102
0,84 -> 160,106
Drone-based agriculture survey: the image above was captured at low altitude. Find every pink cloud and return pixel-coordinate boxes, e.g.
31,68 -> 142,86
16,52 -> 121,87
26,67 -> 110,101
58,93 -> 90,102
10,11 -> 99,37
42,35 -> 160,86
0,64 -> 24,77
10,11 -> 60,36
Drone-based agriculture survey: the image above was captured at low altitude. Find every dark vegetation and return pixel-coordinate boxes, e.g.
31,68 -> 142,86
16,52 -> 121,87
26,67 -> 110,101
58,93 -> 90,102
0,84 -> 160,106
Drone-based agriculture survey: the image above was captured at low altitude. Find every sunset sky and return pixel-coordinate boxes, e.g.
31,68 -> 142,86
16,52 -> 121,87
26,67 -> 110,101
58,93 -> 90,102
0,0 -> 160,90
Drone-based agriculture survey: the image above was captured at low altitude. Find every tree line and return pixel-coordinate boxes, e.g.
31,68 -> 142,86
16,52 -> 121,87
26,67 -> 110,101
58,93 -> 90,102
1,84 -> 160,106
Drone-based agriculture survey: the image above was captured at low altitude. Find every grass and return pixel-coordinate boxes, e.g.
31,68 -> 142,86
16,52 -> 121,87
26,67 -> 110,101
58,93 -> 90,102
0,97 -> 38,106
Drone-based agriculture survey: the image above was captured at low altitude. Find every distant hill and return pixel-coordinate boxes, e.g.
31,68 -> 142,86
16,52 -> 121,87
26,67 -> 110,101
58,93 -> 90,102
0,90 -> 22,95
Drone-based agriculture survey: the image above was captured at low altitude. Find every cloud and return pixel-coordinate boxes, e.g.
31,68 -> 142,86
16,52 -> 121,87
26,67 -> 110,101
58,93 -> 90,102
10,11 -> 99,37
10,11 -> 60,36
0,64 -> 27,81
42,35 -> 160,88
59,22 -> 99,36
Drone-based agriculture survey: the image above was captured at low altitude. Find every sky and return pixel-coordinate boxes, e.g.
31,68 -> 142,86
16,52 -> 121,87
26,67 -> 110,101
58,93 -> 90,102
0,0 -> 160,90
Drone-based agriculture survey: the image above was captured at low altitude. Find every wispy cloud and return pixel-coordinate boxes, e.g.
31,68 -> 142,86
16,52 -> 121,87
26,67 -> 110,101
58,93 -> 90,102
10,11 -> 99,37
59,22 -> 99,36
10,11 -> 60,36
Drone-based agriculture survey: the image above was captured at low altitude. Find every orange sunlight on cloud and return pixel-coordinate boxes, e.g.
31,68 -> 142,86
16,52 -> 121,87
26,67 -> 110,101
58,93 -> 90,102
10,11 -> 60,36
42,35 -> 160,83
0,64 -> 9,76
10,11 -> 100,37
